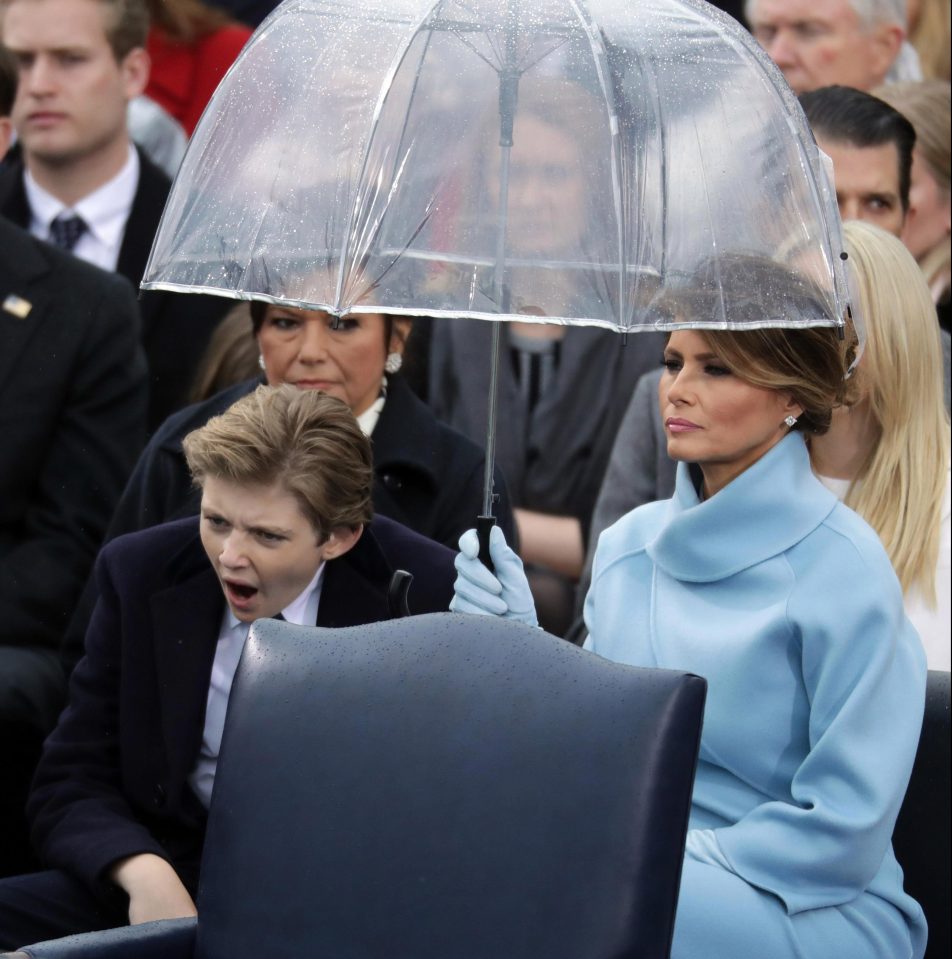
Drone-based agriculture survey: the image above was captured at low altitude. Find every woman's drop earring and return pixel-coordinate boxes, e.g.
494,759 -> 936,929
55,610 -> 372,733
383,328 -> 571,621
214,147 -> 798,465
784,414 -> 798,428
385,352 -> 403,374
258,354 -> 266,371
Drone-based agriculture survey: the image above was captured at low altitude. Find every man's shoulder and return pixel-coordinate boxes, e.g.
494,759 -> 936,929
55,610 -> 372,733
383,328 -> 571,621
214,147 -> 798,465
360,514 -> 456,615
133,146 -> 173,198
106,514 -> 199,553
120,147 -> 173,245
0,214 -> 136,302
0,150 -> 27,219
367,513 -> 456,564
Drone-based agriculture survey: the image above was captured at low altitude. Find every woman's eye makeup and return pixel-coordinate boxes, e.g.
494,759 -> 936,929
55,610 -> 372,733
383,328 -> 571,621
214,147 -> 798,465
660,355 -> 730,376
270,315 -> 300,331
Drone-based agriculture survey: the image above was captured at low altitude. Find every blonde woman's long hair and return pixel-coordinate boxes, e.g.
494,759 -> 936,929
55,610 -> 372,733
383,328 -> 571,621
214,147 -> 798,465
840,221 -> 950,602
907,0 -> 951,81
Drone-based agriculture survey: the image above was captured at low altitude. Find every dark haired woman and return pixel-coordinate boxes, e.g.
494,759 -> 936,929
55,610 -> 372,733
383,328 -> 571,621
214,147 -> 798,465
452,262 -> 927,958
109,303 -> 513,552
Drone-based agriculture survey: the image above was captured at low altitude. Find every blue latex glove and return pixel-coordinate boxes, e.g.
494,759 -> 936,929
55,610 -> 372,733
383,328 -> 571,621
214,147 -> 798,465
450,526 -> 538,627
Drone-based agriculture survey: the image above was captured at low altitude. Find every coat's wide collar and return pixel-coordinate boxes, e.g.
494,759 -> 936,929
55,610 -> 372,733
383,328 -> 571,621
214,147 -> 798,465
647,433 -> 838,583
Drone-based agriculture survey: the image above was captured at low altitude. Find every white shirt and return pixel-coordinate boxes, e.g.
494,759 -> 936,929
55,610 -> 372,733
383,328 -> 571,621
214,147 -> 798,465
25,143 -> 139,272
818,469 -> 951,671
355,388 -> 386,435
188,563 -> 326,808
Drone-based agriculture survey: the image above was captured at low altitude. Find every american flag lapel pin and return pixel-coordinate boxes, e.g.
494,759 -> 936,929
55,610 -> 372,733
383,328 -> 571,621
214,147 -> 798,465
3,295 -> 33,319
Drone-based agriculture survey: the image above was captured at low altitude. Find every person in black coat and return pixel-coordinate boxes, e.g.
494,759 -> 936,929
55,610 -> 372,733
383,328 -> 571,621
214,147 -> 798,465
127,302 -> 514,550
105,372 -> 513,549
0,146 -> 231,430
0,214 -> 148,877
0,387 -> 457,948
0,0 -> 229,431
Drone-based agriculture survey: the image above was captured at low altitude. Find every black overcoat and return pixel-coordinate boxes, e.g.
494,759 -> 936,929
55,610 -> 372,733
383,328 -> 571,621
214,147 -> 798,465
103,373 -> 515,550
28,514 -> 456,897
0,217 -> 147,651
0,149 -> 230,428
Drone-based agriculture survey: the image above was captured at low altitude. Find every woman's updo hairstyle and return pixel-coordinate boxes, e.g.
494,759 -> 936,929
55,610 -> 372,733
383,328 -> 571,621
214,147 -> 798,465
659,253 -> 854,435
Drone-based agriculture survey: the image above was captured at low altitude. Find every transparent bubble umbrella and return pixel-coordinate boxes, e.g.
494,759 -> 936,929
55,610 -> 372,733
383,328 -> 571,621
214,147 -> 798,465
142,0 -> 851,545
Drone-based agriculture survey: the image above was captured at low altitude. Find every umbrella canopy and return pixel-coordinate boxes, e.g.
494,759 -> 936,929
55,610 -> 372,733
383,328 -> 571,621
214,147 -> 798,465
142,0 -> 850,334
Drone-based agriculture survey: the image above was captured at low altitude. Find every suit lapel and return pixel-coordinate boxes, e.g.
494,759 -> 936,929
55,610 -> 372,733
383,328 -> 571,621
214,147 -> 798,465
146,521 -> 397,788
115,151 -> 170,280
317,530 -> 393,627
151,565 -> 224,789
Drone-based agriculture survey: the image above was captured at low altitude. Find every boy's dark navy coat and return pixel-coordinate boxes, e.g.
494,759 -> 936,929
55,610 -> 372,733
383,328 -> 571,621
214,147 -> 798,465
27,514 -> 456,898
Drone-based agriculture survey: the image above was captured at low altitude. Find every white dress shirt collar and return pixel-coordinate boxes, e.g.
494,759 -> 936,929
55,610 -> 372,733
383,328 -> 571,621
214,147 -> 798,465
355,388 -> 386,436
24,144 -> 140,272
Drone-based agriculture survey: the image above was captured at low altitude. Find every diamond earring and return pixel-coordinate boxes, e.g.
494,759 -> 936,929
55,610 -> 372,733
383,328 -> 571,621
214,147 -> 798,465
385,352 -> 403,374
784,414 -> 798,428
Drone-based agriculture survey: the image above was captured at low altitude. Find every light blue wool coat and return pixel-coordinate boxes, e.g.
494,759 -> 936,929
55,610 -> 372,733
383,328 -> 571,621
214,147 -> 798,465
585,432 -> 927,959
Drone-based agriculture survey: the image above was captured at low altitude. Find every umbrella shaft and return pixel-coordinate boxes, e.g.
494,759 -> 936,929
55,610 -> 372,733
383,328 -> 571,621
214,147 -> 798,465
484,20 -> 519,519
482,321 -> 504,516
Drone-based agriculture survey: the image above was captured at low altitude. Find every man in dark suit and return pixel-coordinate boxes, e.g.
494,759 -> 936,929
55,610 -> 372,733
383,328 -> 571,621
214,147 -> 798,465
0,0 -> 229,428
799,85 -> 952,399
0,387 -> 456,948
0,43 -> 149,878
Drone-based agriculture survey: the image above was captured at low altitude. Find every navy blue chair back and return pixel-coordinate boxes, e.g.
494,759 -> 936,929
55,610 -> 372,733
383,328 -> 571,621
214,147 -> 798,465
893,670 -> 950,959
195,614 -> 706,959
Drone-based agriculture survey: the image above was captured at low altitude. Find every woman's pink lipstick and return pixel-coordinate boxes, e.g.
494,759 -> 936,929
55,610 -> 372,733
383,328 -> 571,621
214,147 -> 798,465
665,417 -> 701,433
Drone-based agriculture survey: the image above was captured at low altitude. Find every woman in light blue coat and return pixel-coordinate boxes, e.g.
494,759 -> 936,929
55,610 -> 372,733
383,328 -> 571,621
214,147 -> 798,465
452,263 -> 928,958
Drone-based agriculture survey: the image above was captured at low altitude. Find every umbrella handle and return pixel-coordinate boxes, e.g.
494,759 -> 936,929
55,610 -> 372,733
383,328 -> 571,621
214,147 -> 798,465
387,570 -> 413,619
476,515 -> 496,574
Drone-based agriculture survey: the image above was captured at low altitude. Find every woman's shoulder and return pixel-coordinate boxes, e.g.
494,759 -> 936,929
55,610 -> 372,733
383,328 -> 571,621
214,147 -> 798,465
815,500 -> 898,567
153,379 -> 260,453
788,500 -> 907,608
376,375 -> 484,472
593,499 -> 670,570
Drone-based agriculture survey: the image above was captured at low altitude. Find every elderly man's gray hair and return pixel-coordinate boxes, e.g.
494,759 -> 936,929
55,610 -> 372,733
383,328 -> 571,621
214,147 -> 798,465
744,0 -> 906,29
